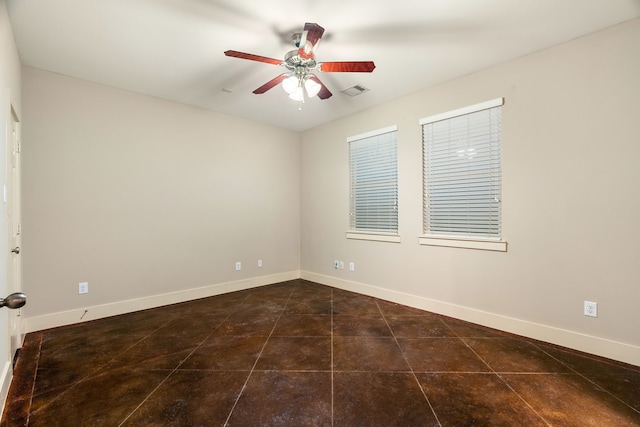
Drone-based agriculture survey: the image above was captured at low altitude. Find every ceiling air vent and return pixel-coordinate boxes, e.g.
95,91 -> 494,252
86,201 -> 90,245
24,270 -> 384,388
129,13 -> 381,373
341,84 -> 370,97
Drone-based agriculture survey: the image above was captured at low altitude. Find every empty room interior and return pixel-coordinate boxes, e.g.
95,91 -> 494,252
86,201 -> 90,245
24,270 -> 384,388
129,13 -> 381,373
1,0 -> 640,425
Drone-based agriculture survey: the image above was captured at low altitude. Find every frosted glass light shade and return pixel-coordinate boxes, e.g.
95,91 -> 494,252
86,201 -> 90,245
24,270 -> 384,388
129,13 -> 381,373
305,77 -> 321,97
282,75 -> 299,94
288,87 -> 304,101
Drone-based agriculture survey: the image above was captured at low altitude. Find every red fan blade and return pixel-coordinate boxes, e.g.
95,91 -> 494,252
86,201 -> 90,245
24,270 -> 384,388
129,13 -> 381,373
320,61 -> 376,73
253,74 -> 288,94
308,75 -> 332,99
224,50 -> 282,66
298,23 -> 325,60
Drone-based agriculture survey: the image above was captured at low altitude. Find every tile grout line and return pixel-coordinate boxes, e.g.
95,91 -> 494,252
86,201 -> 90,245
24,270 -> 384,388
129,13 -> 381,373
452,332 -> 551,426
31,313 -> 178,423
23,333 -> 43,426
533,343 -> 640,416
118,292 -> 254,427
222,284 -> 298,427
375,302 -> 443,427
491,371 -> 553,427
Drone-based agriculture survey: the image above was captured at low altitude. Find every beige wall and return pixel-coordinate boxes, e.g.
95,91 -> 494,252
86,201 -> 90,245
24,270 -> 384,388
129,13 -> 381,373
17,18 -> 640,365
300,18 -> 640,364
21,68 -> 301,322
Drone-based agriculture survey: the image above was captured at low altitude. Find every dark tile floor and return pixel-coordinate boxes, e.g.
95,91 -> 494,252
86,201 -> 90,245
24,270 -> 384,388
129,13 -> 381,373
2,279 -> 640,426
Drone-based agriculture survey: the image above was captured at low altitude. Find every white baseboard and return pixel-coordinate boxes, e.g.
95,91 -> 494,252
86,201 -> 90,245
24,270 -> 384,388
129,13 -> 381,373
24,271 -> 300,333
301,271 -> 640,367
0,361 -> 12,418
22,269 -> 639,367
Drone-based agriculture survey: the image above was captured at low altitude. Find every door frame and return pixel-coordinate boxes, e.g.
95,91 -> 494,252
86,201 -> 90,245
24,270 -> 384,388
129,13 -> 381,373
6,101 -> 23,359
0,93 -> 23,411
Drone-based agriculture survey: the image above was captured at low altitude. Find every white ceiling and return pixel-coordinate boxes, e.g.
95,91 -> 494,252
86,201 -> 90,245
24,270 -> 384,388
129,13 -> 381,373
7,0 -> 640,131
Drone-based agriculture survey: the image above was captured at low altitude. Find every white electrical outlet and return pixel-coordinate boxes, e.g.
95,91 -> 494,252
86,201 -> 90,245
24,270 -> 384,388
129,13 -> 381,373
235,261 -> 241,271
584,301 -> 598,317
258,259 -> 263,268
339,260 -> 344,269
78,282 -> 89,294
349,262 -> 355,271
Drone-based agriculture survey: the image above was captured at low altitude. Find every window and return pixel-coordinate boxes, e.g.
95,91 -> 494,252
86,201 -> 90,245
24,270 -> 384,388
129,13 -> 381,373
347,125 -> 399,242
420,98 -> 506,251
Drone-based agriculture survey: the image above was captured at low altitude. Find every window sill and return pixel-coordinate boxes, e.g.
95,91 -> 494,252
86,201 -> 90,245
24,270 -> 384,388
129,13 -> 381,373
346,232 -> 401,243
419,236 -> 507,252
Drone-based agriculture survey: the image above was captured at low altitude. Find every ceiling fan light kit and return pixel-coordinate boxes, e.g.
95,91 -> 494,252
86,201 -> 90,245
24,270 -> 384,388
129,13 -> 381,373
224,22 -> 375,105
282,74 -> 321,100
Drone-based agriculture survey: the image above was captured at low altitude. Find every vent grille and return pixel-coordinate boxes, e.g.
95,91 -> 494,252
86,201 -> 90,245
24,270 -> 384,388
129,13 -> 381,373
341,84 -> 370,97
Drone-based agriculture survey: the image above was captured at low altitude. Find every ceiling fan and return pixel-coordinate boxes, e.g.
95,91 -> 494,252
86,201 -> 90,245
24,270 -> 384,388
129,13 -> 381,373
224,22 -> 375,102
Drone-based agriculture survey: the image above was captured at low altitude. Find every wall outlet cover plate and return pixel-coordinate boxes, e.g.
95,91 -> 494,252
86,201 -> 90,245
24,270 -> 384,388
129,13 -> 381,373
584,301 -> 598,317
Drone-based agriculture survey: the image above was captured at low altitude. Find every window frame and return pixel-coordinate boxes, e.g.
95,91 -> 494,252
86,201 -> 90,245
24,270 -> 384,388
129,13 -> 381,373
419,98 -> 507,252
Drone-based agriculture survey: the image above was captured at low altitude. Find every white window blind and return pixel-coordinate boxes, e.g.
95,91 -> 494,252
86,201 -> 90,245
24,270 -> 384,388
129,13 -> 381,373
348,126 -> 398,234
421,99 -> 503,239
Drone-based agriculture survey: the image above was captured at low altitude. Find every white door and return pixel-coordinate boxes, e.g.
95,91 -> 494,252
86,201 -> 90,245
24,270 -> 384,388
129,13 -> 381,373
6,105 -> 23,360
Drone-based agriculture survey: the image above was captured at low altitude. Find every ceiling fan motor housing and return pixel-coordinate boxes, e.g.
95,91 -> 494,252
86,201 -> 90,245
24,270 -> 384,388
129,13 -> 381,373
284,49 -> 317,72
